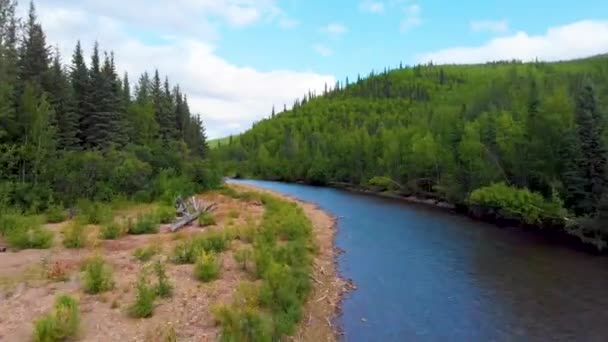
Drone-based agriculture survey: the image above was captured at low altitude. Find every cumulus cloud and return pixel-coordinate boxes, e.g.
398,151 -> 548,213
400,4 -> 422,32
313,44 -> 333,57
320,23 -> 348,37
359,0 -> 385,13
32,1 -> 334,138
417,20 -> 608,65
470,19 -> 509,33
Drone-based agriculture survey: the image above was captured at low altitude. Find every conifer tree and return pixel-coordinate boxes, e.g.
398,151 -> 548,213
18,2 -> 49,92
48,49 -> 79,149
70,40 -> 88,147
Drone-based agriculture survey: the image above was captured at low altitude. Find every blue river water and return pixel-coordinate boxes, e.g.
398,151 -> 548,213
231,180 -> 608,342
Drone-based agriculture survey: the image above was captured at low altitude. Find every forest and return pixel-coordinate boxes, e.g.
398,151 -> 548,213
0,0 -> 220,213
214,56 -> 608,249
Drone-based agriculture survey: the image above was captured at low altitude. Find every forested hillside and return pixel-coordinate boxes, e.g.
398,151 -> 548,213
215,56 -> 608,246
0,1 -> 219,211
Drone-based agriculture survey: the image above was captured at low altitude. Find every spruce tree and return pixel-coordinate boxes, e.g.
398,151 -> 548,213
48,49 -> 79,149
18,1 -> 49,92
81,42 -> 111,149
70,40 -> 88,148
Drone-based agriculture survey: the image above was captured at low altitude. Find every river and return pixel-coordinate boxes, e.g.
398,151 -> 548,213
231,180 -> 608,341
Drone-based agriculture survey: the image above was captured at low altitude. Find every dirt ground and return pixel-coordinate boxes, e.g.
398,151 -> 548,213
0,186 -> 349,341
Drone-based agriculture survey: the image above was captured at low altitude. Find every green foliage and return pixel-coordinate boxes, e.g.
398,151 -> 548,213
62,221 -> 87,249
133,244 -> 160,262
469,183 -> 565,225
171,231 -> 229,264
198,212 -> 216,227
153,261 -> 173,298
77,200 -> 113,225
99,222 -> 124,240
194,251 -> 220,282
234,247 -> 254,271
3,215 -> 53,250
213,306 -> 273,342
81,256 -> 114,294
128,272 -> 156,318
368,176 -> 401,191
155,205 -> 176,224
33,295 -> 80,342
127,213 -> 159,235
45,204 -> 67,223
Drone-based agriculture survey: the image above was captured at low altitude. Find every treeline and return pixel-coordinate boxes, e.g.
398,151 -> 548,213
0,1 -> 219,211
215,56 -> 608,248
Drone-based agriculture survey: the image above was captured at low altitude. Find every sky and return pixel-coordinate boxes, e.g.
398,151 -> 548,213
28,0 -> 608,138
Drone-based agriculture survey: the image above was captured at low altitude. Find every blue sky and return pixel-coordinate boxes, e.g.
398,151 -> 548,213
33,0 -> 608,138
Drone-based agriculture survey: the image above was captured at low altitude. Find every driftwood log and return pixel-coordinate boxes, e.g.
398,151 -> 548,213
170,196 -> 217,232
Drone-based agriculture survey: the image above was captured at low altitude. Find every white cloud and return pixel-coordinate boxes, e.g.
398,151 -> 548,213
278,17 -> 299,29
417,20 -> 608,65
359,1 -> 385,13
400,4 -> 422,32
320,23 -> 348,37
470,19 -> 509,33
34,1 -> 334,138
313,44 -> 333,57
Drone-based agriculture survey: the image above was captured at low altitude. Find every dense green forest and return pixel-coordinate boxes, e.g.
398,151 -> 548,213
215,56 -> 608,248
0,0 -> 219,212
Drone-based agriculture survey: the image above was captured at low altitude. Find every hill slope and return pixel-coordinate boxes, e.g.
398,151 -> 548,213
215,57 -> 608,232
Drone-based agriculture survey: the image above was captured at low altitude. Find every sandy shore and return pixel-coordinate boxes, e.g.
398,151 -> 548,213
232,184 -> 353,341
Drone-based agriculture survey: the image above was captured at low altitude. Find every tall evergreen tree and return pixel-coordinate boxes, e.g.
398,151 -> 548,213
48,48 -> 79,149
81,42 -> 111,149
18,1 -> 49,92
70,40 -> 88,147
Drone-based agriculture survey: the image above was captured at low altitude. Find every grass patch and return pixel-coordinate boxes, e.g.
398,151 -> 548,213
228,210 -> 239,219
82,256 -> 114,294
33,294 -> 80,342
155,205 -> 176,224
234,246 -> 254,272
128,272 -> 156,318
3,215 -> 53,250
99,221 -> 124,240
215,193 -> 315,340
62,221 -> 87,249
171,231 -> 229,264
194,251 -> 220,282
133,244 -> 161,262
153,261 -> 173,298
198,212 -> 216,227
46,204 -> 67,224
77,200 -> 113,225
127,213 -> 159,235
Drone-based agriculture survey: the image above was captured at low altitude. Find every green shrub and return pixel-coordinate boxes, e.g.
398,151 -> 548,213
214,306 -> 273,342
154,261 -> 173,298
155,206 -> 176,224
77,200 -> 113,225
152,169 -> 195,205
127,213 -> 159,235
468,183 -> 566,225
5,216 -> 53,250
228,210 -> 239,219
82,256 -> 114,294
46,204 -> 67,224
62,222 -> 87,249
367,176 -> 401,191
194,252 -> 220,282
171,232 -> 228,264
198,212 -> 216,227
234,247 -> 253,271
218,186 -> 240,199
128,273 -> 156,318
33,294 -> 80,342
133,245 -> 160,262
99,222 -> 124,240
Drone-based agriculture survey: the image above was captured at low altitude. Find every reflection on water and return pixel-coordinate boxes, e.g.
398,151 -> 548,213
231,180 -> 608,341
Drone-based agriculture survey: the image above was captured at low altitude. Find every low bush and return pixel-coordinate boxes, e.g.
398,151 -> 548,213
33,294 -> 80,342
198,212 -> 216,227
77,200 -> 113,225
155,205 -> 176,224
128,273 -> 156,318
4,215 -> 54,250
213,306 -> 273,342
367,176 -> 401,191
228,210 -> 239,219
46,204 -> 67,224
194,251 -> 220,282
127,213 -> 159,235
133,244 -> 160,262
234,247 -> 253,271
99,222 -> 124,240
468,182 -> 566,225
62,222 -> 87,249
82,256 -> 114,294
153,261 -> 173,298
171,232 -> 228,264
